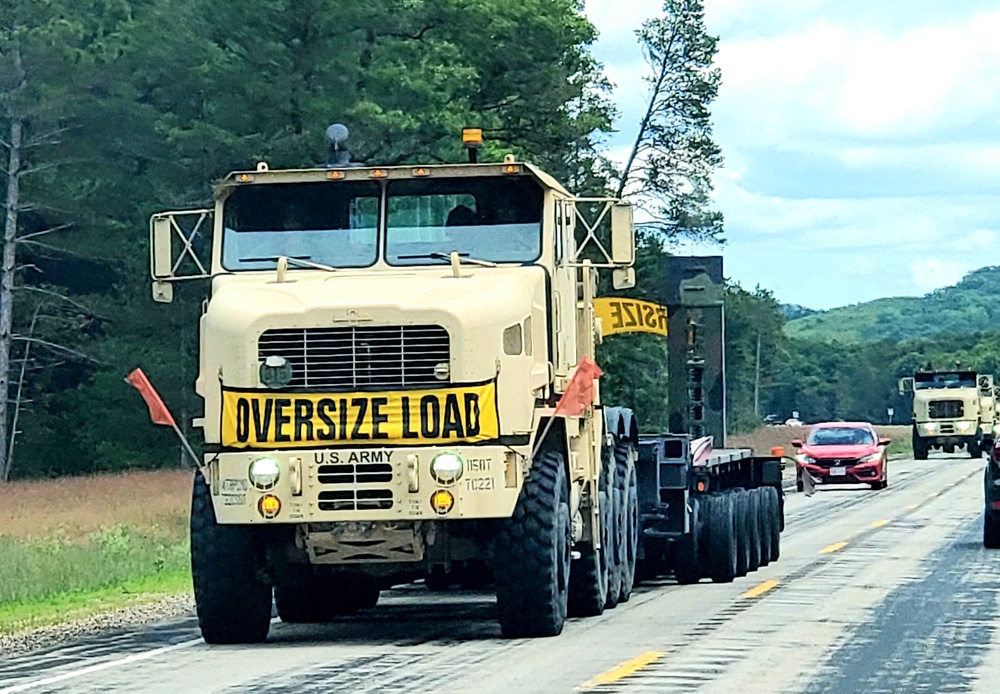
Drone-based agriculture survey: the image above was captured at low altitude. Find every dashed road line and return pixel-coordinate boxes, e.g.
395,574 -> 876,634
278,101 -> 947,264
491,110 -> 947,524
820,541 -> 848,554
741,580 -> 779,599
580,651 -> 665,690
872,519 -> 889,528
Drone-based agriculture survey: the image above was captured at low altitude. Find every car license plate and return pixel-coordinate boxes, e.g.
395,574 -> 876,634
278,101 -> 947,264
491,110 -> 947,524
830,466 -> 847,476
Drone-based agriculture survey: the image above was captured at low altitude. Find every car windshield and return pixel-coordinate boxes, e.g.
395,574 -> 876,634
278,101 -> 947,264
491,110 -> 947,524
221,181 -> 380,270
914,371 -> 976,389
807,427 -> 874,446
385,177 -> 543,265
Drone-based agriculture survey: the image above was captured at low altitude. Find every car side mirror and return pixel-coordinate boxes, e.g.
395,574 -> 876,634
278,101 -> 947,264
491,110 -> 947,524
791,439 -> 803,448
879,437 -> 891,447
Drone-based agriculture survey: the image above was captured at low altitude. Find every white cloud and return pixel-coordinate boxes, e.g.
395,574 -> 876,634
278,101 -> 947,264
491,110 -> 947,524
910,258 -> 971,291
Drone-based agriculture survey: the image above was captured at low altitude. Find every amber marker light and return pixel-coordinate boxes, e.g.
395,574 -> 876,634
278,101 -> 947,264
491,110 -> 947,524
431,490 -> 455,515
327,170 -> 346,180
238,173 -> 254,182
503,164 -> 522,174
370,169 -> 389,178
412,167 -> 431,176
696,480 -> 707,492
258,494 -> 282,519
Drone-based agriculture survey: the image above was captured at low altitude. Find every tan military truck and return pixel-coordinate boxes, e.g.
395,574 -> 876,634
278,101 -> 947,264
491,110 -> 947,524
900,370 -> 996,459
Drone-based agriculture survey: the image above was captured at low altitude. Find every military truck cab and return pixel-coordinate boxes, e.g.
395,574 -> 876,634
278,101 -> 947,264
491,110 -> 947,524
900,370 -> 995,459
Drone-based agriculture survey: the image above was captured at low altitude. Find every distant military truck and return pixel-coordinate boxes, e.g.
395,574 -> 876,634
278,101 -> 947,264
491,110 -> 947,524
899,370 -> 996,459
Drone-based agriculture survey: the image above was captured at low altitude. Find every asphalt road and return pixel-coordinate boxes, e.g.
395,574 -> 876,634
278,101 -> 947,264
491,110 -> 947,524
3,454 -> 1000,693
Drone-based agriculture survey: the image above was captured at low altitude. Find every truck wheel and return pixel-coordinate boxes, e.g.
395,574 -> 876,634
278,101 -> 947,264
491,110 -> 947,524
734,490 -> 752,577
425,565 -> 452,591
707,493 -> 738,583
605,447 -> 623,609
913,431 -> 928,460
747,489 -> 763,572
970,440 -> 983,458
673,496 -> 702,584
615,439 -> 639,603
754,489 -> 772,568
495,449 -> 572,638
985,509 -> 1000,549
190,471 -> 272,644
764,487 -> 781,562
568,446 -> 612,617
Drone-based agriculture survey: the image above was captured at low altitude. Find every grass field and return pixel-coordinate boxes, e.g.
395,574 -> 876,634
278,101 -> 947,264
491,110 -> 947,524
0,469 -> 191,634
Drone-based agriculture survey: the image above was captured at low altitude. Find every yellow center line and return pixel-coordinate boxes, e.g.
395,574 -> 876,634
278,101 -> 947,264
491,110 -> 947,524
580,651 -> 665,690
741,579 -> 779,599
872,519 -> 889,528
820,541 -> 848,554
905,504 -> 918,510
927,492 -> 940,498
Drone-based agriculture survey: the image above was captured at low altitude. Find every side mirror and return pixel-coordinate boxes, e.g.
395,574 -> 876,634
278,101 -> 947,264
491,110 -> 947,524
879,438 -> 891,447
898,376 -> 913,394
612,267 -> 636,290
151,216 -> 173,280
148,209 -> 213,304
791,439 -> 803,448
610,203 -> 635,266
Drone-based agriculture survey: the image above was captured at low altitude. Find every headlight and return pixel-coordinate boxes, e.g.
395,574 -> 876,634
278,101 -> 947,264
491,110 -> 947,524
957,420 -> 975,433
860,452 -> 882,463
430,452 -> 464,485
248,456 -> 280,490
798,455 -> 816,464
922,423 -> 938,434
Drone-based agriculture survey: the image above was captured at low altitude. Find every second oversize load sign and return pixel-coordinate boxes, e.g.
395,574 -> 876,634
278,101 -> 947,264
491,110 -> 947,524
593,298 -> 667,337
221,381 -> 499,449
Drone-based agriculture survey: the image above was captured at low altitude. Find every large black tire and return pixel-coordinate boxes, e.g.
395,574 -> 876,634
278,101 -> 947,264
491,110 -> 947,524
673,496 -> 702,584
753,489 -> 771,568
615,439 -> 639,604
985,510 -> 1000,549
795,471 -> 804,493
734,490 -> 752,578
190,471 -> 272,644
605,446 -> 623,609
970,439 -> 983,459
568,445 -> 612,617
274,572 -> 380,622
913,431 -> 929,460
764,486 -> 781,562
746,489 -> 762,572
495,449 -> 572,638
707,493 -> 738,583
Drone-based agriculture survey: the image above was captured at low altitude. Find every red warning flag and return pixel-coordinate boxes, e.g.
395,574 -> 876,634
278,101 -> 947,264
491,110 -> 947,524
125,368 -> 177,427
554,357 -> 604,417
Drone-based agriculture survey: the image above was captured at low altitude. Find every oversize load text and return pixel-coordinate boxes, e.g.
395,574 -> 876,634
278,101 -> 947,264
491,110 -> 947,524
221,382 -> 499,448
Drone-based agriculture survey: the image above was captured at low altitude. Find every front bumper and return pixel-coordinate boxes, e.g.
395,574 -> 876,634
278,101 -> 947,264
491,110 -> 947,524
206,445 -> 524,524
799,460 -> 882,485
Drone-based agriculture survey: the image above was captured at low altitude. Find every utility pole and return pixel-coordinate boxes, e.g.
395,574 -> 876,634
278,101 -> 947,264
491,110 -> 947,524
753,332 -> 761,419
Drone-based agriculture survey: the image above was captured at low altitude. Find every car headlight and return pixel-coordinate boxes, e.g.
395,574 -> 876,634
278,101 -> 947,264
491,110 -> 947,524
798,455 -> 816,464
922,423 -> 938,434
860,452 -> 881,463
430,452 -> 463,485
248,456 -> 281,490
957,420 -> 975,433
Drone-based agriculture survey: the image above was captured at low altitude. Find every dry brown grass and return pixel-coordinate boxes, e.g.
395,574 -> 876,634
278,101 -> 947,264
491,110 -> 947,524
728,425 -> 911,458
0,469 -> 191,541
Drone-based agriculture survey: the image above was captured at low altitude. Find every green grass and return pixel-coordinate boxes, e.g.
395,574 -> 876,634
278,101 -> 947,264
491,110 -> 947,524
0,525 -> 190,634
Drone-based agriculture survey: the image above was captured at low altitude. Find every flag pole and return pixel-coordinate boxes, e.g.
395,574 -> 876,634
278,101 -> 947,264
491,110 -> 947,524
171,421 -> 201,468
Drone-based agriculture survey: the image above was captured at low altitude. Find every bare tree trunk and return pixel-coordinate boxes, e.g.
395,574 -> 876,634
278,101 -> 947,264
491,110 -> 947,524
0,41 -> 25,482
753,332 -> 761,419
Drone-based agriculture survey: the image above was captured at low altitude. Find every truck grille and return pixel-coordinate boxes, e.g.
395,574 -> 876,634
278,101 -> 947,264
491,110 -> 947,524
258,325 -> 449,391
318,489 -> 394,512
929,400 -> 963,419
317,463 -> 393,485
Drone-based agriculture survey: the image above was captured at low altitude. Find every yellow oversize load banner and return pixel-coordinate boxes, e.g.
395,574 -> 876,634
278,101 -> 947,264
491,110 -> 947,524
594,297 -> 668,337
221,381 -> 499,449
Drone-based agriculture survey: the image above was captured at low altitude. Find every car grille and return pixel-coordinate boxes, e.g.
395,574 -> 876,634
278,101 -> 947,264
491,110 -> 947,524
816,458 -> 861,468
929,400 -> 963,419
258,325 -> 449,391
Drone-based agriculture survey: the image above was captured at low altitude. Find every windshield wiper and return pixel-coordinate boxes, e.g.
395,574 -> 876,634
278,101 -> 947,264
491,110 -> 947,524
396,251 -> 496,268
240,255 -> 337,273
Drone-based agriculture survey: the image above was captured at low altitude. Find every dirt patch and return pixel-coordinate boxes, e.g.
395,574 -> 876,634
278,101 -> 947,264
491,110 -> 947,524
0,469 -> 191,540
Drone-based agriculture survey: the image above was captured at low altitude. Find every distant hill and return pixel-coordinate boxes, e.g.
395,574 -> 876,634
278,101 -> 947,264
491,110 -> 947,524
781,303 -> 818,321
786,266 -> 1000,343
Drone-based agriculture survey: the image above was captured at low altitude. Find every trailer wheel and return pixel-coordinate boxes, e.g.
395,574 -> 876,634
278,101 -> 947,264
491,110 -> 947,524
673,496 -> 702,584
764,486 -> 781,562
568,446 -> 612,617
747,489 -> 763,572
707,493 -> 738,583
754,489 -> 772,568
190,471 -> 272,644
985,509 -> 1000,549
275,572 -> 379,622
495,449 -> 572,638
734,490 -> 752,577
615,439 -> 639,603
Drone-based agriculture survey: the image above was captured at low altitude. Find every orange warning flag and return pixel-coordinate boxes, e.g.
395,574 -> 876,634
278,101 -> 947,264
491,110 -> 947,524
125,368 -> 176,427
554,357 -> 604,417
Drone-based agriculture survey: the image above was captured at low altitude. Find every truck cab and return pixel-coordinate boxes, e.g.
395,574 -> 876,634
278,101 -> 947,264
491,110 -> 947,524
901,370 -> 995,459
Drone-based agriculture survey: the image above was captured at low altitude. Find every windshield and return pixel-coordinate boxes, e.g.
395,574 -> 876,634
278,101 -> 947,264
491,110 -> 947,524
806,427 -> 875,446
914,372 -> 976,389
221,182 -> 380,270
385,177 -> 543,265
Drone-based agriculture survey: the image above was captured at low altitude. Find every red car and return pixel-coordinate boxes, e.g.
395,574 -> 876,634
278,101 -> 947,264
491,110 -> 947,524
792,422 -> 890,491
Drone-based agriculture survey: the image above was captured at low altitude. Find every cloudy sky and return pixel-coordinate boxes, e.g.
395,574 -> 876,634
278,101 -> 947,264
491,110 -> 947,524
584,0 -> 1000,310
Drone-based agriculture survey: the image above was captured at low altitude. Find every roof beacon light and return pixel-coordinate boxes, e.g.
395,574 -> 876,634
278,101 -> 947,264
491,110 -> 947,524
462,128 -> 483,164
